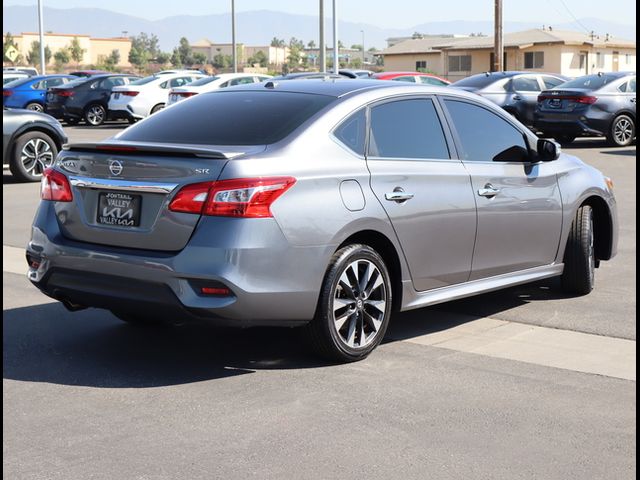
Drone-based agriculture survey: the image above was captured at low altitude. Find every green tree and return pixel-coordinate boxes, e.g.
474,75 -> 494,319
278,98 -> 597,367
351,44 -> 363,51
193,52 -> 207,64
170,47 -> 183,67
176,37 -> 194,66
412,31 -> 424,39
26,41 -> 52,66
103,49 -> 121,70
3,32 -> 23,64
53,47 -> 70,71
69,37 -> 86,66
155,51 -> 171,65
212,53 -> 231,69
128,33 -> 161,72
307,40 -> 316,49
350,57 -> 363,69
248,50 -> 267,67
338,40 -> 345,49
270,37 -> 285,47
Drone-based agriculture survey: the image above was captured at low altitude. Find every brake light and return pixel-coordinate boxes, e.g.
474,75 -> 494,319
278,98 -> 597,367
538,94 -> 597,104
177,92 -> 197,98
169,177 -> 296,217
575,96 -> 597,104
54,90 -> 74,97
41,168 -> 73,202
2,90 -> 12,97
120,91 -> 139,97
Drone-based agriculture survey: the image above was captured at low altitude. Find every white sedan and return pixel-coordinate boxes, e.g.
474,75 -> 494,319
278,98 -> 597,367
166,73 -> 272,106
108,72 -> 207,121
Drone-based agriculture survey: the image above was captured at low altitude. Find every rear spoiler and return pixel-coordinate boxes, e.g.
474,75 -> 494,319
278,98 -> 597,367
64,142 -> 250,159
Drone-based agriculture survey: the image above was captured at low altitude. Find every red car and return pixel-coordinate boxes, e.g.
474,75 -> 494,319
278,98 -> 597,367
372,71 -> 450,86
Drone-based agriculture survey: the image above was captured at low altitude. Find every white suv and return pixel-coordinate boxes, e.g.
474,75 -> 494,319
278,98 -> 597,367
166,73 -> 272,106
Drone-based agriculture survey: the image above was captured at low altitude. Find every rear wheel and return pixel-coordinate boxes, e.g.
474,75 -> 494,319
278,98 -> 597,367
561,205 -> 595,295
10,131 -> 58,182
25,102 -> 44,112
305,244 -> 393,362
84,104 -> 106,126
150,104 -> 165,115
607,114 -> 635,146
555,134 -> 576,145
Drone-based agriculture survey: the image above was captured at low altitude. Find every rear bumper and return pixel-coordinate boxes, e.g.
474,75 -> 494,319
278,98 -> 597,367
533,111 -> 611,137
27,202 -> 333,327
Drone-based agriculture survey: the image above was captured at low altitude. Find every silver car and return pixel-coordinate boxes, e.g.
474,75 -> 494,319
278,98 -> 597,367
27,79 -> 618,362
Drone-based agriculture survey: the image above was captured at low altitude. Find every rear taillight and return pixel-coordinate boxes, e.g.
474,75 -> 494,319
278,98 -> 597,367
120,91 -> 139,97
177,92 -> 197,98
169,177 -> 296,218
41,168 -> 73,202
575,96 -> 597,104
55,90 -> 74,97
538,94 -> 597,104
3,90 -> 12,97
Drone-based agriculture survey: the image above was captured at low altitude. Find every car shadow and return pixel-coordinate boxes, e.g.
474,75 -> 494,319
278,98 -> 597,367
2,302 -> 328,389
565,138 -> 636,149
600,148 -> 636,156
4,278 -> 576,389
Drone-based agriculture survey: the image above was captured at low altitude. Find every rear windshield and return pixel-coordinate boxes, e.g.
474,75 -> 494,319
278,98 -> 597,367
3,77 -> 33,88
453,74 -> 507,89
130,75 -> 161,86
188,76 -> 220,86
116,90 -> 335,145
558,74 -> 620,90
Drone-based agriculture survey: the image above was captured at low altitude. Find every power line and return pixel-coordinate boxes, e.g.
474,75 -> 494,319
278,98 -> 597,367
557,0 -> 592,34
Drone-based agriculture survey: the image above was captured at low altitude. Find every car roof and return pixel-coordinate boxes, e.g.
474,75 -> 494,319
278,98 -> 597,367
215,77 -> 452,98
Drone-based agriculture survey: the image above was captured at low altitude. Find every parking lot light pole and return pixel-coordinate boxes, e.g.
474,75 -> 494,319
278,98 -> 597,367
38,0 -> 46,75
231,0 -> 237,73
332,0 -> 338,74
319,0 -> 326,72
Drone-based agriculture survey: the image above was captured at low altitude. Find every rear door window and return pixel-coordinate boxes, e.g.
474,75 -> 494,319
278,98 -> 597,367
333,109 -> 366,156
368,98 -> 450,159
541,75 -> 565,89
512,76 -> 541,91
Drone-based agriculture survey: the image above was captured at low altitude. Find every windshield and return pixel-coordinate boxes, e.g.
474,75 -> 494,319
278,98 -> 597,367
116,90 -> 335,146
187,76 -> 220,87
557,74 -> 620,90
130,75 -> 161,86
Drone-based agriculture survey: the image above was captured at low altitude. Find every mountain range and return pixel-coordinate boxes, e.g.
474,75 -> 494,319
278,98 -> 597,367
3,5 -> 636,51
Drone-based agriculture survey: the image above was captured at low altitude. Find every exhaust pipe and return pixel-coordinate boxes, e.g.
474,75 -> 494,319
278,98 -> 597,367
60,298 -> 88,312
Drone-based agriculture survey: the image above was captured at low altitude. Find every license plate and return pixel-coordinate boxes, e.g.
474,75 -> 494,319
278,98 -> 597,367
549,98 -> 562,108
97,191 -> 141,227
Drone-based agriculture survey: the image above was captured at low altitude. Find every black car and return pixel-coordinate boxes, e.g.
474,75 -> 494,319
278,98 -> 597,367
2,108 -> 67,182
451,71 -> 569,126
45,74 -> 139,126
534,72 -> 636,146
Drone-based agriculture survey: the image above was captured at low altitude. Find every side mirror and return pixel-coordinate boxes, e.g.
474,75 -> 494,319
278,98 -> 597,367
537,138 -> 561,161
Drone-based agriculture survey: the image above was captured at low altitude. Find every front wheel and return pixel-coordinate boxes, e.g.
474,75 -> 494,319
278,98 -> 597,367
9,131 -> 58,182
305,244 -> 393,362
607,114 -> 635,146
84,104 -> 106,126
150,104 -> 165,115
561,205 -> 595,295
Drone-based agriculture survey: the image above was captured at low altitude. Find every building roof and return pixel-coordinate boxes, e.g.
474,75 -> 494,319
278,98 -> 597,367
192,38 -> 215,47
383,29 -> 636,55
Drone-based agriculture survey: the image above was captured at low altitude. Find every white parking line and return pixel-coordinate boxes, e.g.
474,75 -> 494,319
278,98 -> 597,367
3,243 -> 636,380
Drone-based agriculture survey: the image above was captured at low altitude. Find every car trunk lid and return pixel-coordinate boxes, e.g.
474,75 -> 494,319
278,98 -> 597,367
537,88 -> 596,113
53,142 -> 265,251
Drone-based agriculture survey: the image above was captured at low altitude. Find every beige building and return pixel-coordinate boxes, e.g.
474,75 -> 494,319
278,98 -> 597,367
6,32 -> 132,68
192,38 -> 290,67
382,29 -> 636,81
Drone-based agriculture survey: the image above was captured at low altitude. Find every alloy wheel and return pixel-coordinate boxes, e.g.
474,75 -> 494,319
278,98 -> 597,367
20,138 -> 54,176
614,118 -> 633,144
86,105 -> 105,125
331,259 -> 387,349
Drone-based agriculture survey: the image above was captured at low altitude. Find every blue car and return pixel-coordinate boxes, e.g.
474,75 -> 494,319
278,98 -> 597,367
3,74 -> 76,112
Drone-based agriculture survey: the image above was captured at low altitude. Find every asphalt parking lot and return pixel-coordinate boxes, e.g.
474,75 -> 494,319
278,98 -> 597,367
3,122 -> 636,479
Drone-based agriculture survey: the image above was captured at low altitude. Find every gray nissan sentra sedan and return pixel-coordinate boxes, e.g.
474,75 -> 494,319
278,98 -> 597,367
27,79 -> 618,362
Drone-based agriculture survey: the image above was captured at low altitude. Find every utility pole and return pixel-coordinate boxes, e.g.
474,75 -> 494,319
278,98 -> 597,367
231,0 -> 237,73
37,0 -> 46,75
332,0 -> 338,74
319,0 -> 326,72
493,0 -> 503,72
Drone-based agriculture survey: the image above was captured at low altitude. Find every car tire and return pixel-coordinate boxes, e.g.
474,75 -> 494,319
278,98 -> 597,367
556,134 -> 576,145
9,131 -> 58,182
25,102 -> 44,112
84,104 -> 107,126
150,104 -> 165,115
561,205 -> 595,295
305,244 -> 393,362
607,114 -> 635,147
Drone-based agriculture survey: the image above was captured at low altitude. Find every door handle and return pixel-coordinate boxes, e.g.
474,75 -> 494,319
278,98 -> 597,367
385,189 -> 414,203
631,98 -> 636,103
512,94 -> 522,101
478,184 -> 500,197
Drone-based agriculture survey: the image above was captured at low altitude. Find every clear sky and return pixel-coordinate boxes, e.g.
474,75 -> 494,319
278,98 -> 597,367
4,0 -> 636,27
